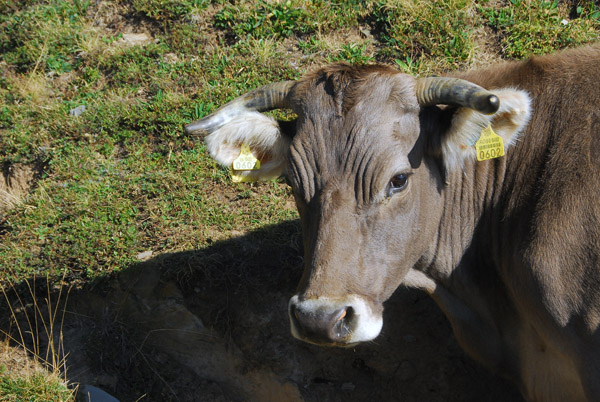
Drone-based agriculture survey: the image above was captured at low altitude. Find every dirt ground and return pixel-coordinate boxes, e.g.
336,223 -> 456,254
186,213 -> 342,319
36,221 -> 524,402
0,163 -> 37,215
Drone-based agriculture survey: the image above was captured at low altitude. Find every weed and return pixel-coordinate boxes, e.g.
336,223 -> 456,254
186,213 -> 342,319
394,56 -> 422,74
330,42 -> 375,64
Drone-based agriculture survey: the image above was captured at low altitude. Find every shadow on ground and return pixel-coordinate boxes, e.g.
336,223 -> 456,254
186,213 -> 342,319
2,220 -> 524,402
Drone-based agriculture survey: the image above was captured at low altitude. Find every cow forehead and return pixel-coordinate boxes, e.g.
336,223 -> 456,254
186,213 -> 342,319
291,65 -> 419,117
286,66 -> 421,204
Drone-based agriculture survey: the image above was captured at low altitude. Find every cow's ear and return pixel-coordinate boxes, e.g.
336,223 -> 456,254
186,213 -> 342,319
204,111 -> 292,181
431,89 -> 531,171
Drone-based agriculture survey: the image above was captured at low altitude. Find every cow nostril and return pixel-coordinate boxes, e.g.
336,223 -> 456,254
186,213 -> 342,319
291,304 -> 355,343
331,307 -> 353,341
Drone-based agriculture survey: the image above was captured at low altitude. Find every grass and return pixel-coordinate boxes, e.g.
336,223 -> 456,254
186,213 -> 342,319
368,0 -> 479,70
0,272 -> 74,402
0,0 -> 598,399
0,355 -> 73,402
480,0 -> 600,59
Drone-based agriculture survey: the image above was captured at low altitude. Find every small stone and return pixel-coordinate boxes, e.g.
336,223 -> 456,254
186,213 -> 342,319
359,28 -> 374,39
69,105 -> 86,117
136,250 -> 153,260
121,33 -> 152,47
163,53 -> 178,63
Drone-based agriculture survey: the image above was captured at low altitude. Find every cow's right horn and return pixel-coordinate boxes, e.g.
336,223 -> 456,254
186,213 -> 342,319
184,81 -> 295,135
415,77 -> 500,115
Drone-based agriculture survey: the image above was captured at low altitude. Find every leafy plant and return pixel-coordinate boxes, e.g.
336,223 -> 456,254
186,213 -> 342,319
394,56 -> 422,74
330,43 -> 374,64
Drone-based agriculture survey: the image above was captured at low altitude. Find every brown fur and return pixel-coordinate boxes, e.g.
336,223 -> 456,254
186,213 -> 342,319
283,45 -> 600,402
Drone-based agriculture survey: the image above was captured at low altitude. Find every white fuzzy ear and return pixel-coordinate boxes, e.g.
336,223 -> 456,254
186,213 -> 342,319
204,111 -> 290,180
441,89 -> 532,170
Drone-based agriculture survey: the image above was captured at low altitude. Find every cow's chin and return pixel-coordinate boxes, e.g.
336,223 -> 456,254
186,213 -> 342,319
288,294 -> 384,347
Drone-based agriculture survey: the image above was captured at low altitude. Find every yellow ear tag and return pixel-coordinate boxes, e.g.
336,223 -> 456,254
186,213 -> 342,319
475,125 -> 505,162
231,143 -> 260,183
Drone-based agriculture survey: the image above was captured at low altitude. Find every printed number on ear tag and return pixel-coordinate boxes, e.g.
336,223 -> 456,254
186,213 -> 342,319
475,125 -> 505,162
233,144 -> 261,171
232,143 -> 260,183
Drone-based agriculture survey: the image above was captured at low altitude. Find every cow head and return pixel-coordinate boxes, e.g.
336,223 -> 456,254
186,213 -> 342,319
185,64 -> 531,347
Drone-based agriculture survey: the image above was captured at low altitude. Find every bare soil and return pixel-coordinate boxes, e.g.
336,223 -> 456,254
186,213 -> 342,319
0,163 -> 36,215
43,222 -> 524,402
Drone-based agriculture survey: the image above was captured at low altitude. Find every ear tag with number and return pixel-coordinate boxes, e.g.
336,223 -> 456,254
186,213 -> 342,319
231,143 -> 260,183
475,125 -> 504,161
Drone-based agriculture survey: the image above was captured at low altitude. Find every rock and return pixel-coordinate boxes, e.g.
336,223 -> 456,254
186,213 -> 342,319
136,250 -> 153,260
79,385 -> 119,402
69,105 -> 86,117
120,33 -> 152,47
359,27 -> 374,40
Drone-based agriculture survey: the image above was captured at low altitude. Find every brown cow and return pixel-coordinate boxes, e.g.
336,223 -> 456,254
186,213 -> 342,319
185,45 -> 600,402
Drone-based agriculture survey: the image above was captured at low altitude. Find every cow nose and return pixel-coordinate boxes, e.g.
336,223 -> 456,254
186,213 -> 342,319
290,303 -> 353,343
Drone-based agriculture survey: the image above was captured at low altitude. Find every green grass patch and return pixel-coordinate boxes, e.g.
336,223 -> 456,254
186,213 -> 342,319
329,42 -> 375,64
480,0 -> 600,59
1,0 -> 598,285
0,367 -> 73,402
214,0 -> 368,42
0,0 -> 90,73
368,0 -> 478,69
0,139 -> 297,282
132,0 -> 209,22
214,0 -> 315,40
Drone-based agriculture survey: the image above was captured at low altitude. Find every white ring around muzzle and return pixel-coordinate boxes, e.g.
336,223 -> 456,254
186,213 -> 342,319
288,294 -> 383,345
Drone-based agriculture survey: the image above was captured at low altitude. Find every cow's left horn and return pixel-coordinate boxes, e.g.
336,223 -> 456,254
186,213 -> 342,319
415,77 -> 500,115
185,81 -> 295,135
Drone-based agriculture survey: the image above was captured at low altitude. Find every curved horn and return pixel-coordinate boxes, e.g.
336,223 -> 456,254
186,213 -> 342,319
415,77 -> 500,115
185,81 -> 295,135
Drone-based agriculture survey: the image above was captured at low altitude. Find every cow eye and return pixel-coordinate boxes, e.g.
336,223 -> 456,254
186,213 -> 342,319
387,173 -> 409,196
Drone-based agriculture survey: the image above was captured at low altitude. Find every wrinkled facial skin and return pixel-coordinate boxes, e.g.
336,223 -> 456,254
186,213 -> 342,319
285,70 -> 444,346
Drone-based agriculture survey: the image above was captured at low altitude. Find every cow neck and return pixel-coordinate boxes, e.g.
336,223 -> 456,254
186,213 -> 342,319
431,156 -> 511,281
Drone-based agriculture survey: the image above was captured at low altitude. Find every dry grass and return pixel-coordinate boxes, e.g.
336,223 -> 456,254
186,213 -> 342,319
0,272 -> 74,401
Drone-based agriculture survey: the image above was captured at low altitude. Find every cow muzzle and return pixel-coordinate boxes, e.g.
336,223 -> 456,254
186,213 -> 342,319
288,295 -> 383,346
